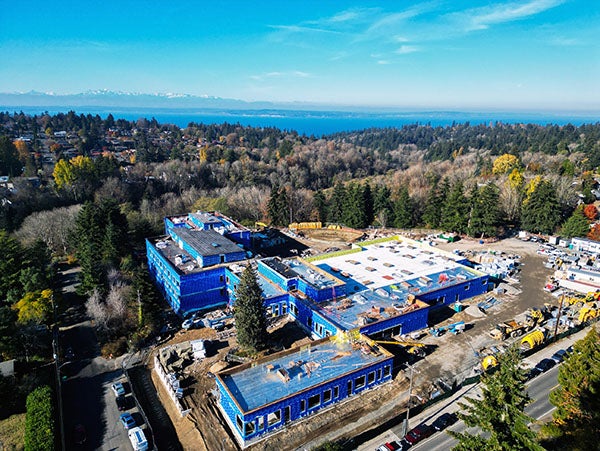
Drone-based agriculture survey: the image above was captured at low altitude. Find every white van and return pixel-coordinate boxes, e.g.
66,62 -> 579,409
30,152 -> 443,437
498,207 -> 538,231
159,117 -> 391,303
128,427 -> 148,451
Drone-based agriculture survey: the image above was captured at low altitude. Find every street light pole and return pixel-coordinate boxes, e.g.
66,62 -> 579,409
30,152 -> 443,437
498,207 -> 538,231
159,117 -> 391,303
51,295 -> 66,451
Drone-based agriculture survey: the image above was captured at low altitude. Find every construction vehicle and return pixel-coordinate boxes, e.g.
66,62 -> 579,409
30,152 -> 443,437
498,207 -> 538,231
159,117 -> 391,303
481,355 -> 498,371
429,321 -> 465,337
489,309 -> 545,340
578,303 -> 599,323
520,329 -> 546,351
373,339 -> 427,357
489,320 -> 527,340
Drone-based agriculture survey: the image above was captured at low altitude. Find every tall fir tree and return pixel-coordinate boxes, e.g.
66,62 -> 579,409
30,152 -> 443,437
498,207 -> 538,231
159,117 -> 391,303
467,183 -> 501,238
560,207 -> 590,239
540,329 -> 600,450
233,264 -> 268,353
343,183 -> 368,228
441,180 -> 468,234
422,178 -> 448,229
521,180 -> 561,234
393,186 -> 414,228
373,185 -> 395,227
74,202 -> 105,294
450,346 -> 542,451
313,190 -> 328,223
328,182 -> 347,224
362,183 -> 374,226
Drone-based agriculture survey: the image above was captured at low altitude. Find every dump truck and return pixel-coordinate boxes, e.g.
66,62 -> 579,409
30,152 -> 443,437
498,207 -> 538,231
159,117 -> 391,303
520,329 -> 546,351
489,320 -> 527,340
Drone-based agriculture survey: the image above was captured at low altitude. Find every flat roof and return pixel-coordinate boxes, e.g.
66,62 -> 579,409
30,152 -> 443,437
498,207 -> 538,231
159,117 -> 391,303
173,228 -> 243,257
151,236 -> 203,275
286,259 -> 342,290
312,238 -> 484,330
315,292 -> 429,331
218,335 -> 392,413
228,263 -> 287,300
190,212 -> 222,225
315,240 -> 468,290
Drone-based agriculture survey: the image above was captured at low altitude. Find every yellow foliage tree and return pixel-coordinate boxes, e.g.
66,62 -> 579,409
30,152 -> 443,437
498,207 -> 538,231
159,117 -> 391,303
492,154 -> 520,175
13,289 -> 53,324
508,168 -> 524,191
70,155 -> 94,176
52,159 -> 75,190
523,175 -> 543,204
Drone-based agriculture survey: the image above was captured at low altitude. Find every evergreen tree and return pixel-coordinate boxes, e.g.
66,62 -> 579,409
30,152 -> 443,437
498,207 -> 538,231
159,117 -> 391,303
328,182 -> 346,224
363,183 -> 374,226
343,183 -> 368,228
313,190 -> 328,223
373,185 -> 394,227
234,264 -> 268,353
450,346 -> 542,451
540,329 -> 600,450
0,136 -> 22,177
441,180 -> 468,234
521,180 -> 561,234
267,186 -> 289,227
0,230 -> 25,302
422,178 -> 448,228
467,183 -> 501,238
560,207 -> 590,239
394,186 -> 414,228
74,202 -> 105,294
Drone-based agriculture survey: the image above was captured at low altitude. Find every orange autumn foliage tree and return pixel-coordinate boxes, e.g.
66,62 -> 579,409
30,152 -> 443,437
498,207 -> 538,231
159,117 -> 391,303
583,204 -> 598,220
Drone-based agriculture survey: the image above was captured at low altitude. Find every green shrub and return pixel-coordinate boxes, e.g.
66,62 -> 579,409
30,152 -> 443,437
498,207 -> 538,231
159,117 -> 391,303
24,385 -> 54,451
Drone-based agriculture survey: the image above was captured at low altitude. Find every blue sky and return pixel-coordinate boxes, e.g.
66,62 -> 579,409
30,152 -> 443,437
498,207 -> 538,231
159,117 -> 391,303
0,0 -> 598,110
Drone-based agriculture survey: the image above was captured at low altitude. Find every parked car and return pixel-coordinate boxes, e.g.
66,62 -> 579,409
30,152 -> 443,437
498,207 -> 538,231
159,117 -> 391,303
404,424 -> 434,445
115,395 -> 128,411
551,349 -> 567,363
432,412 -> 458,431
111,382 -> 126,397
120,412 -> 136,429
535,358 -> 556,373
527,367 -> 542,380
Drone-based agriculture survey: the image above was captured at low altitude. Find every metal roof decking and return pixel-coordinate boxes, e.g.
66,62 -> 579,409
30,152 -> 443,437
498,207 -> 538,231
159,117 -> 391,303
218,336 -> 392,412
173,228 -> 243,257
315,242 -> 468,290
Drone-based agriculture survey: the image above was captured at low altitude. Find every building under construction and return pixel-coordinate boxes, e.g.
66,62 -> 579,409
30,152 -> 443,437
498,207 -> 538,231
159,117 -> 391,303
146,212 -> 490,447
216,333 -> 394,447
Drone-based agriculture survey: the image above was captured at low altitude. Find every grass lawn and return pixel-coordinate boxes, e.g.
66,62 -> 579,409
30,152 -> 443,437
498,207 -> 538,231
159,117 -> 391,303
0,413 -> 26,450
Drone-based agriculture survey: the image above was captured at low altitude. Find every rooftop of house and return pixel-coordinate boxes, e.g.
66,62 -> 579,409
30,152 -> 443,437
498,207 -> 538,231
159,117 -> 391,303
217,335 -> 393,413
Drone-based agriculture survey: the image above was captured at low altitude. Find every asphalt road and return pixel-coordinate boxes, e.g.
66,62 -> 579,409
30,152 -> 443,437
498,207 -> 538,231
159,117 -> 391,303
60,320 -> 137,451
409,365 -> 559,451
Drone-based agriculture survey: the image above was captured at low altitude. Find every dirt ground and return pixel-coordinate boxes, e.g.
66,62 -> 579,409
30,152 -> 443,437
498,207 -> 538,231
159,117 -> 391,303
156,236 -> 557,451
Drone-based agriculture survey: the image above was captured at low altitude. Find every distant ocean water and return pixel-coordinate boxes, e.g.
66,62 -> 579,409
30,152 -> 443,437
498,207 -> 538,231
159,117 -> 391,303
2,106 -> 598,137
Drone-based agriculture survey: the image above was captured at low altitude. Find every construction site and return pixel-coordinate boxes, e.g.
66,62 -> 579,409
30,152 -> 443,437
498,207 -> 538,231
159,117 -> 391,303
143,219 -> 600,450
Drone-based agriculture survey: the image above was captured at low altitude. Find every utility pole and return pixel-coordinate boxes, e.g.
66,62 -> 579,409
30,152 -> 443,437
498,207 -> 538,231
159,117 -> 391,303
553,292 -> 565,341
401,364 -> 415,437
52,295 -> 66,451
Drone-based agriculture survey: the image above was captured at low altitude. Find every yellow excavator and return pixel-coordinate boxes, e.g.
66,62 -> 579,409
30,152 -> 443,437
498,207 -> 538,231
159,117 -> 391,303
578,303 -> 599,323
373,339 -> 427,357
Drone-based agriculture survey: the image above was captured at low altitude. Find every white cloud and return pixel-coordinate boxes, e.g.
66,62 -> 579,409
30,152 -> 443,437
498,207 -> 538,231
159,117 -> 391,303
377,60 -> 391,65
395,45 -> 421,54
250,71 -> 312,82
458,0 -> 566,31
